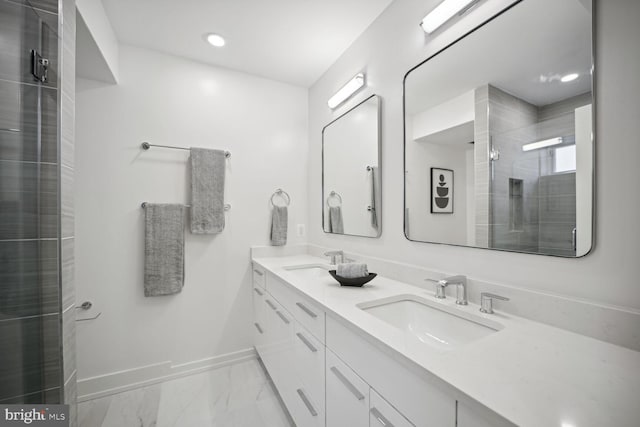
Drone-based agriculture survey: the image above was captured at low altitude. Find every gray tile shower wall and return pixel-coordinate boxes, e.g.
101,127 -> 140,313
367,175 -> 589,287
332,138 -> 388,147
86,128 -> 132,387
0,239 -> 59,318
0,81 -> 58,162
0,0 -> 58,88
0,0 -> 73,409
59,0 -> 77,423
0,314 -> 61,401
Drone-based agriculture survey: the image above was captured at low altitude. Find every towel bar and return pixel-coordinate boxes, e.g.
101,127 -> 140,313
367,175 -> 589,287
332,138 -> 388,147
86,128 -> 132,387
141,202 -> 231,211
141,142 -> 231,158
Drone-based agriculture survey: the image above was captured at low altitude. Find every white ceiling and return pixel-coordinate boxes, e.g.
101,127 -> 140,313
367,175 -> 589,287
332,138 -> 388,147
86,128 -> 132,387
101,0 -> 394,87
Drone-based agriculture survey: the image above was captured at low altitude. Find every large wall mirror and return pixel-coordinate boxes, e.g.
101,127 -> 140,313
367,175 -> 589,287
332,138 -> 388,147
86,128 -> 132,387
323,95 -> 381,237
404,0 -> 593,257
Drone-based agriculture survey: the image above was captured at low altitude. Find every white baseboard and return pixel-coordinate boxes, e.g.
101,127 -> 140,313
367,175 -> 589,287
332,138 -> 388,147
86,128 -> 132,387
77,348 -> 257,402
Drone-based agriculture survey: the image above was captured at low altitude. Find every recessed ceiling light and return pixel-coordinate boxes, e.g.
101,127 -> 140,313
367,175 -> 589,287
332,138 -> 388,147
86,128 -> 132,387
206,33 -> 226,47
561,73 -> 579,83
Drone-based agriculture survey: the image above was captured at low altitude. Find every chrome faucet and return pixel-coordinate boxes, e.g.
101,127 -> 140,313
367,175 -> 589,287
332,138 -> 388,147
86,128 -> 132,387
324,250 -> 344,265
426,275 -> 468,305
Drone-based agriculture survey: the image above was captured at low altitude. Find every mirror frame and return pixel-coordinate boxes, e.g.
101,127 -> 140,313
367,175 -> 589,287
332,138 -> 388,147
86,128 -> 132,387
322,94 -> 382,238
402,0 -> 596,257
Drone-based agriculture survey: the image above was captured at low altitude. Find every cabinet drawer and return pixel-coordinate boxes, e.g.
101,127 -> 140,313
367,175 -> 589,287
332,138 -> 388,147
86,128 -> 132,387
260,296 -> 294,396
294,322 -> 325,413
326,315 -> 456,426
286,386 -> 325,427
252,263 -> 266,288
267,274 -> 325,343
252,286 -> 266,353
326,348 -> 369,427
370,388 -> 414,427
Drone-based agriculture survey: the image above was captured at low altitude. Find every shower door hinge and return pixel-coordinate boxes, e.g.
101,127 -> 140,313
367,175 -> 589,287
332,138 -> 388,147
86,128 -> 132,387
31,50 -> 49,83
489,147 -> 501,161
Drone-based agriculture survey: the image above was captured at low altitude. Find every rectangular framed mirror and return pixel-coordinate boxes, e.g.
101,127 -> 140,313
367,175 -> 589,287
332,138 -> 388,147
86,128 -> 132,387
404,0 -> 593,257
323,94 -> 381,237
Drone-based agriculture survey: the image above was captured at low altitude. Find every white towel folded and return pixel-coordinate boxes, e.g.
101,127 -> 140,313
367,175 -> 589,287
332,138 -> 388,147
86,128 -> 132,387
336,263 -> 368,279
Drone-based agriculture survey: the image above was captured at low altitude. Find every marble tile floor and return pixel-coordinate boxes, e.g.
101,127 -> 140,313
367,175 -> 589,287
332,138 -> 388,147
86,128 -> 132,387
78,359 -> 294,427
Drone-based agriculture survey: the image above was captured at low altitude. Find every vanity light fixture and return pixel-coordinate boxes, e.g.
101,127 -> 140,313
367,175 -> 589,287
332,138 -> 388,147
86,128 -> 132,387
561,73 -> 579,82
205,33 -> 226,47
421,0 -> 480,34
522,137 -> 563,152
327,73 -> 365,109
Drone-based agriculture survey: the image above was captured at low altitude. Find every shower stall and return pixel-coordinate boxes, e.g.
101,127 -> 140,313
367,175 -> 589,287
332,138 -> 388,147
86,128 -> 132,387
0,0 -> 76,424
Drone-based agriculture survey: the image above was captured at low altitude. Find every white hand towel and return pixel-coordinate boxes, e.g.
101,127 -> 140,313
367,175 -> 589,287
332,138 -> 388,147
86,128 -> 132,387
337,263 -> 368,279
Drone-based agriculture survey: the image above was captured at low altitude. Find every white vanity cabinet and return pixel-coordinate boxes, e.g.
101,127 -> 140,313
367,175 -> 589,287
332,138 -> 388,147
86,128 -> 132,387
253,271 -> 326,427
252,285 -> 266,353
326,315 -> 456,427
326,348 -> 370,427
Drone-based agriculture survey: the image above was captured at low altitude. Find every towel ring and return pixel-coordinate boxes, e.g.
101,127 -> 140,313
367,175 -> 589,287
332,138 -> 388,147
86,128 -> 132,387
270,188 -> 291,207
326,191 -> 342,208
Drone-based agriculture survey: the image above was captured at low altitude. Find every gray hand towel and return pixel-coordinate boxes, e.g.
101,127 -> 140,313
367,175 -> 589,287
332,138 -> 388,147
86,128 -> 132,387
144,204 -> 186,297
190,147 -> 225,234
270,206 -> 288,246
337,263 -> 368,279
370,166 -> 378,229
329,206 -> 344,234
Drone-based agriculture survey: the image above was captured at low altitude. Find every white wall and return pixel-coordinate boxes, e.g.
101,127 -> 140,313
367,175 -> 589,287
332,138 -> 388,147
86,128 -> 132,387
307,0 -> 640,334
405,136 -> 468,244
75,45 -> 308,386
76,0 -> 119,82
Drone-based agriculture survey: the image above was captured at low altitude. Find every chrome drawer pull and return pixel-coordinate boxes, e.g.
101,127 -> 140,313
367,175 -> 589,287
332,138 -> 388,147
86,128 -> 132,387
296,332 -> 318,353
265,300 -> 277,310
296,302 -> 318,318
370,407 -> 394,427
330,366 -> 364,400
296,389 -> 318,417
253,288 -> 264,296
276,311 -> 290,325
253,269 -> 264,276
254,323 -> 263,334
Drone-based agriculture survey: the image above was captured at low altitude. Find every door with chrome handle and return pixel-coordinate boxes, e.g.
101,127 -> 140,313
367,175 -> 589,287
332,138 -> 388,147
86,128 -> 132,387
330,366 -> 365,400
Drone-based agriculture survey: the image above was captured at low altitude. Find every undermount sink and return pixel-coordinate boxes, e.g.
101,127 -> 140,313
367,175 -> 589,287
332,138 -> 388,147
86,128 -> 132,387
283,264 -> 331,279
358,294 -> 502,351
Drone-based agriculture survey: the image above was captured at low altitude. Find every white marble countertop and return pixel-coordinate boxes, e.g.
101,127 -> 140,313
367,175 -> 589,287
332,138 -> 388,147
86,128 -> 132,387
252,254 -> 640,427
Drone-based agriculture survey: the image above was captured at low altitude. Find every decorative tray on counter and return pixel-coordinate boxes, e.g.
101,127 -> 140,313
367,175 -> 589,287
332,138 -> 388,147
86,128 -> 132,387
328,270 -> 377,287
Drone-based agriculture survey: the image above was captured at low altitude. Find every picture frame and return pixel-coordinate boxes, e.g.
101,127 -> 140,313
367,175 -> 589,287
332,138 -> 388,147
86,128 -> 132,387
431,168 -> 454,214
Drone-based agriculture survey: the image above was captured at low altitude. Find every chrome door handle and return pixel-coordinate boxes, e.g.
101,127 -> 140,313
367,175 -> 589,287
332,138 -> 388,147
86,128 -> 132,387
253,287 -> 264,296
265,299 -> 276,310
370,407 -> 394,427
276,311 -> 290,325
296,302 -> 318,318
253,269 -> 264,276
254,323 -> 263,334
330,366 -> 365,400
296,389 -> 318,417
296,332 -> 317,353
